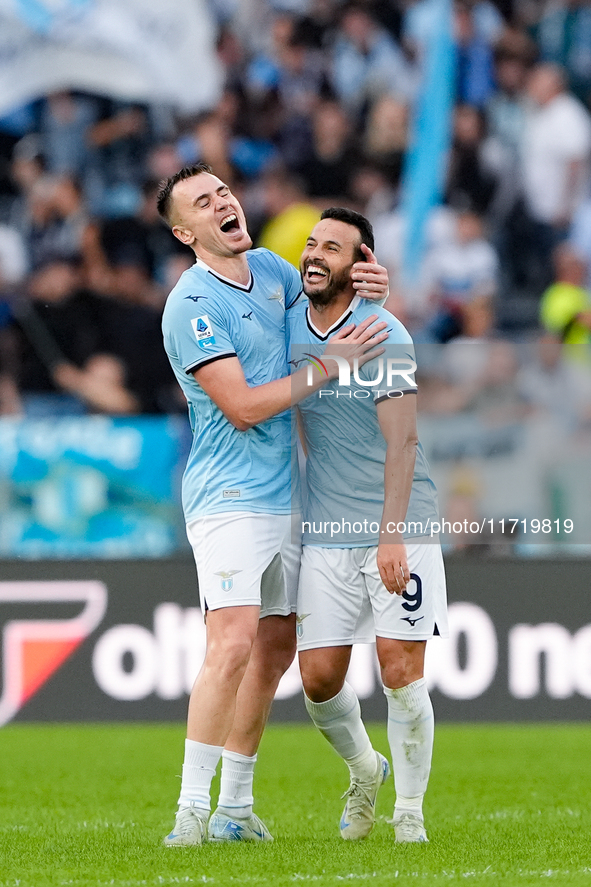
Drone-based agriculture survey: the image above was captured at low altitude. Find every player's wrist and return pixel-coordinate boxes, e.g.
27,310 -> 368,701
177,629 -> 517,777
378,530 -> 405,546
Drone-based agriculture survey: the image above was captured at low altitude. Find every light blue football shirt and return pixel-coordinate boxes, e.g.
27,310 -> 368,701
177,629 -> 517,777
287,296 -> 439,546
162,248 -> 302,520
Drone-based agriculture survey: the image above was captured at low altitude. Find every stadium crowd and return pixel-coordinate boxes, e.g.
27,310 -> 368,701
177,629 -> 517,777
0,0 -> 590,429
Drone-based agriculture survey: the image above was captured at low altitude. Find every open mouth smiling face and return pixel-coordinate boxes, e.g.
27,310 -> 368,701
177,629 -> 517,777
303,262 -> 330,286
172,172 -> 252,257
212,198 -> 251,253
219,212 -> 242,236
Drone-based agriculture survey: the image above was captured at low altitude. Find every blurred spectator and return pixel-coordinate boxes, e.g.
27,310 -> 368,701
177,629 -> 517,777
85,100 -> 152,217
9,255 -> 125,415
466,0 -> 507,40
10,251 -> 178,415
503,62 -> 591,296
443,465 -> 488,554
21,175 -> 93,273
349,161 -> 399,218
523,62 -> 591,230
539,242 -> 591,346
146,141 -> 184,183
177,110 -> 235,190
216,22 -> 249,88
0,101 -> 39,218
454,0 -> 499,108
296,98 -> 357,199
6,135 -> 46,229
372,203 -> 458,330
219,87 -> 279,179
297,0 -> 347,48
244,12 -> 328,167
273,20 -> 328,116
422,208 -> 499,341
178,96 -> 278,182
445,103 -> 507,218
0,247 -> 22,415
38,91 -> 99,179
0,324 -> 20,415
404,0 -> 503,70
534,0 -> 591,108
486,28 -> 537,156
257,166 -> 320,267
91,257 -> 182,413
0,223 -> 28,286
95,179 -> 190,290
362,94 -> 409,184
423,337 -> 523,424
518,334 -> 591,430
330,3 -> 417,117
567,189 -> 591,288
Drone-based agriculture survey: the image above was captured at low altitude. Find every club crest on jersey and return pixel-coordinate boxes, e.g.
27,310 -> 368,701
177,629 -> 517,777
191,315 -> 216,348
215,570 -> 242,591
296,613 -> 310,638
268,286 -> 284,306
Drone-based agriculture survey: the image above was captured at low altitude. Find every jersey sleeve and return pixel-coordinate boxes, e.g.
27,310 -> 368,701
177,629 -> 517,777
163,292 -> 237,374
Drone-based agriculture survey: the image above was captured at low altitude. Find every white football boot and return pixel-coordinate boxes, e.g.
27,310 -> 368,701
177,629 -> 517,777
339,751 -> 390,840
392,812 -> 429,843
163,805 -> 208,846
208,810 -> 274,842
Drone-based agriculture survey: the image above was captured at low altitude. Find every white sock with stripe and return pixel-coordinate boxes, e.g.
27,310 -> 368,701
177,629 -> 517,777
177,739 -> 223,813
217,750 -> 257,819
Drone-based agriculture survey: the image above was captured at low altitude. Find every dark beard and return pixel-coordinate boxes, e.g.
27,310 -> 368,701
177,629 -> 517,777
304,265 -> 352,308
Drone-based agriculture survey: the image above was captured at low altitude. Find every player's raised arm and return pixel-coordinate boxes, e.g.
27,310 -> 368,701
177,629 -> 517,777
193,317 -> 388,431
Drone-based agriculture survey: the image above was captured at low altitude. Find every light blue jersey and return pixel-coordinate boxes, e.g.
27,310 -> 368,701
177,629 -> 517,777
287,296 -> 439,546
162,249 -> 302,520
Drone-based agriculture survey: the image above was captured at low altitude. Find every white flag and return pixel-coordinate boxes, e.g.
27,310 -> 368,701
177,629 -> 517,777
0,0 -> 223,115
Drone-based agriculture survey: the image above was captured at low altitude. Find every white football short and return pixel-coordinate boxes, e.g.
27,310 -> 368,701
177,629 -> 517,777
296,538 -> 448,650
186,511 -> 301,617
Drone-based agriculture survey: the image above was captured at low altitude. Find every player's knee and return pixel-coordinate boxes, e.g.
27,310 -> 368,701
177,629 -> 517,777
205,634 -> 254,682
380,657 -> 421,690
300,667 -> 344,703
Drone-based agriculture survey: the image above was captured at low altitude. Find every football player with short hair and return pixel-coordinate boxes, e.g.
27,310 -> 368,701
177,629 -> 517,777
288,207 -> 448,843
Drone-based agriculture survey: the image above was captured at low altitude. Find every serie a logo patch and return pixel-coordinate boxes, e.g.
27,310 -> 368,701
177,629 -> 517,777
191,315 -> 216,348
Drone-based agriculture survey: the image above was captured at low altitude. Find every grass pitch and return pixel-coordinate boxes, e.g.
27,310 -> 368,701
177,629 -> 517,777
1,722 -> 590,887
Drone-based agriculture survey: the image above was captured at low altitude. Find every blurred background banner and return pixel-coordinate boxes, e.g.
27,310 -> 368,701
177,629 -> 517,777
1,557 -> 590,725
0,0 -> 222,115
0,415 -> 188,558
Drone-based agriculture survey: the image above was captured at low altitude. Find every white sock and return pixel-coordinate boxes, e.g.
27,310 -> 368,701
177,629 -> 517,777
217,750 -> 257,819
177,739 -> 223,813
384,678 -> 434,820
305,683 -> 376,781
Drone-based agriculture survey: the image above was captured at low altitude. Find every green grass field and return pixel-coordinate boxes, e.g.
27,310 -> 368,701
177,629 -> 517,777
1,723 -> 590,887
